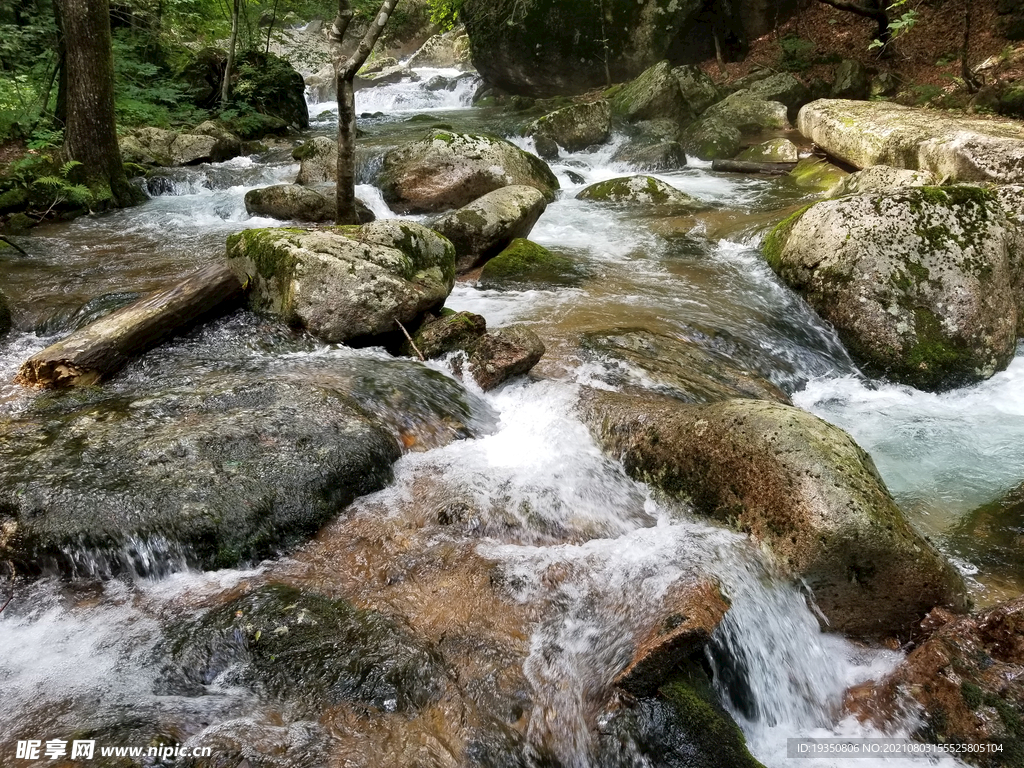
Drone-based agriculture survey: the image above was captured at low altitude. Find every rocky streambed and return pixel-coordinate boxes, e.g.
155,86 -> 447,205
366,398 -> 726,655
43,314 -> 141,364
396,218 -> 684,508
1,66 -> 1024,768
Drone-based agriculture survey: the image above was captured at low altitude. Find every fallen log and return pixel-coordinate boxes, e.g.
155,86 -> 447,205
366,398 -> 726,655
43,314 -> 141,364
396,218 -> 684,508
711,159 -> 798,175
16,263 -> 244,389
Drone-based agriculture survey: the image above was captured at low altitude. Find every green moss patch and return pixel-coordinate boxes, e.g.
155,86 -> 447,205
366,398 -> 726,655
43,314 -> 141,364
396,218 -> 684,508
479,238 -> 585,289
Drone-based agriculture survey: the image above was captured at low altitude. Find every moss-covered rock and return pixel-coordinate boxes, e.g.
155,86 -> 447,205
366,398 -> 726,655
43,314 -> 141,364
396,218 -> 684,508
764,185 -> 1019,391
430,185 -> 548,273
294,136 -> 337,185
612,140 -> 688,171
578,175 -> 705,213
579,328 -> 788,404
226,221 -> 455,343
831,60 -> 871,100
578,389 -> 968,637
786,156 -> 848,192
611,61 -> 690,125
947,483 -> 1024,588
683,91 -> 789,159
737,138 -> 799,163
745,72 -> 811,116
469,324 -> 545,390
599,659 -> 765,768
672,65 -> 721,120
479,238 -> 585,289
829,165 -> 936,197
165,584 -> 447,712
402,310 -> 487,358
378,131 -> 559,214
527,100 -> 611,152
119,126 -> 244,167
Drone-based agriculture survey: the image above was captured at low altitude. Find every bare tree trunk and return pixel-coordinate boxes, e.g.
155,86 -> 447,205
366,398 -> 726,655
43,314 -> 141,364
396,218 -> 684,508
331,0 -> 401,224
265,0 -> 281,54
221,0 -> 241,106
55,0 -> 135,207
962,0 -> 980,93
815,0 -> 890,45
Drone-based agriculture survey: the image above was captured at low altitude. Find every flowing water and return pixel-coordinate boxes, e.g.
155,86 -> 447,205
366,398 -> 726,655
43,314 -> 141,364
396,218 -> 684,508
0,69 -> 1018,767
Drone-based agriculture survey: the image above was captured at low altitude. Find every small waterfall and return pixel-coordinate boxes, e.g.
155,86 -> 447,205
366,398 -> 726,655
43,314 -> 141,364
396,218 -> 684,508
307,68 -> 481,113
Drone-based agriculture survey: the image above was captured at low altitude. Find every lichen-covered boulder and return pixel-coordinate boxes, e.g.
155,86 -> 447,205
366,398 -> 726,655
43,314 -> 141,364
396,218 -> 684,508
378,131 -> 559,214
527,100 -> 611,153
430,185 -> 548,272
294,136 -> 337,185
479,238 -> 585,289
120,126 -> 244,167
226,221 -> 456,343
763,186 -> 1019,391
401,310 -> 487,359
672,65 -> 721,119
243,184 -> 374,224
580,328 -> 788,404
798,99 -> 1024,183
697,90 -> 790,134
577,176 -> 705,212
611,139 -> 688,171
469,324 -> 545,390
745,72 -> 810,115
737,138 -> 799,163
578,390 -> 969,637
460,0 -> 703,97
611,61 -> 689,124
166,584 -> 447,711
831,59 -> 871,100
192,120 -> 243,156
849,598 -> 1024,760
829,165 -> 937,197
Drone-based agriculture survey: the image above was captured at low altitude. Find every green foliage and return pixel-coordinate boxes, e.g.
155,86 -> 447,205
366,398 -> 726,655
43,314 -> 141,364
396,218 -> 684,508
0,3 -> 58,141
428,0 -> 464,31
779,35 -> 817,72
112,29 -> 208,128
0,154 -> 93,220
869,0 -> 919,51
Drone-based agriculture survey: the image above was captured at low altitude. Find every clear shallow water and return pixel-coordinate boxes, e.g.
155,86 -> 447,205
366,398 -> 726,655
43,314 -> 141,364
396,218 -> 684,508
0,69 -> 1011,767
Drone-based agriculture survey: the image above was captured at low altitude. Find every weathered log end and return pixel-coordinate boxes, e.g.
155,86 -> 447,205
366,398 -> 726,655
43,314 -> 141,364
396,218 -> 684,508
16,263 -> 244,390
15,360 -> 101,389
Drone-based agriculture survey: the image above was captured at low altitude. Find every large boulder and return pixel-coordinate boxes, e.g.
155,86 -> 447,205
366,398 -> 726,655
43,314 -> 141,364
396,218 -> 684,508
461,0 -> 703,97
744,72 -> 810,115
401,310 -> 487,359
226,221 -> 456,343
527,100 -> 611,153
578,390 -> 969,637
672,65 -> 721,119
577,176 -> 705,212
612,119 -> 688,170
798,99 -> 1024,183
120,126 -> 243,167
828,165 -> 937,197
0,366 -> 465,573
737,138 -> 799,163
230,50 -> 309,130
611,61 -> 689,124
244,184 -> 374,224
763,186 -> 1019,391
429,185 -> 548,273
850,598 -> 1024,761
831,59 -> 871,101
682,91 -> 788,160
681,118 -> 742,161
378,131 -> 559,214
408,26 -> 472,69
294,136 -> 337,185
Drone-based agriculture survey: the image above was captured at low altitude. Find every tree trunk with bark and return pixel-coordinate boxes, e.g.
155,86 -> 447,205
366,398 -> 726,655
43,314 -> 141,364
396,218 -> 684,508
815,0 -> 890,46
330,0 -> 401,224
222,0 -> 242,106
16,264 -> 244,389
55,0 -> 135,207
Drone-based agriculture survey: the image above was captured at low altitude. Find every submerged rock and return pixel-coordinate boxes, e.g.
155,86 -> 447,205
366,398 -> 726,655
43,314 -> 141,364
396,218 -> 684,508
787,156 -> 848,192
763,186 -> 1018,391
243,183 -> 374,223
578,176 -> 705,212
578,390 -> 968,636
851,598 -> 1024,762
580,328 -> 788,404
798,99 -> 1024,183
527,100 -> 611,153
430,185 -> 548,272
469,324 -> 545,390
479,238 -> 585,290
166,584 -> 447,712
226,221 -> 455,343
378,131 -> 559,214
